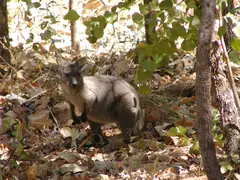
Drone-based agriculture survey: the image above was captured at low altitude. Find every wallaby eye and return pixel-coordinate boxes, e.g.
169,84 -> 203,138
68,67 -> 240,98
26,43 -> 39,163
65,73 -> 70,77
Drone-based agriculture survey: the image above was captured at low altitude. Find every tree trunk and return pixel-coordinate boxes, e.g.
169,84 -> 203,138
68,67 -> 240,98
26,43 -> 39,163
143,0 -> 155,44
0,0 -> 11,64
211,41 -> 240,158
69,0 -> 80,52
195,0 -> 223,179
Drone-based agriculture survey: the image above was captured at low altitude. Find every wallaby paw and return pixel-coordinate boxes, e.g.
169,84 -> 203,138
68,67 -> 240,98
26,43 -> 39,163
91,135 -> 109,148
103,139 -> 128,153
103,141 -> 118,153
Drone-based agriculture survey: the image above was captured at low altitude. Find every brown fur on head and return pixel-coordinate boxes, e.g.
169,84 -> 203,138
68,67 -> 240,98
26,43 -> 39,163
60,61 -> 85,89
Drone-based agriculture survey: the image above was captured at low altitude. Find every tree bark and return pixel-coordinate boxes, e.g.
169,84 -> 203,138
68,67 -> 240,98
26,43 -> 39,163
0,0 -> 11,64
143,0 -> 155,44
211,41 -> 240,158
195,1 -> 224,180
69,0 -> 80,52
222,0 -> 235,51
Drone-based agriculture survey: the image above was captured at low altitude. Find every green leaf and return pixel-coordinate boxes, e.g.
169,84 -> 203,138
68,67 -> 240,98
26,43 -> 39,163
157,55 -> 169,66
83,20 -> 91,27
139,3 -> 148,15
136,70 -> 152,82
231,38 -> 240,51
172,22 -> 186,37
104,11 -> 118,24
229,50 -> 240,63
40,21 -> 48,30
166,126 -> 187,136
87,36 -> 97,43
141,60 -> 156,71
159,0 -> 173,10
64,10 -> 80,21
98,16 -> 107,28
33,2 -> 41,8
139,85 -> 152,95
132,13 -> 144,25
220,166 -> 228,174
218,25 -> 226,37
191,16 -> 200,26
156,40 -> 171,54
181,39 -> 196,51
94,28 -> 104,39
187,0 -> 197,9
40,30 -> 52,40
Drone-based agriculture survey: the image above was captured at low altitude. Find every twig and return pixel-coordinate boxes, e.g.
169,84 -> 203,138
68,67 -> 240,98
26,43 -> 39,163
48,106 -> 60,130
78,135 -> 92,149
219,6 -> 240,112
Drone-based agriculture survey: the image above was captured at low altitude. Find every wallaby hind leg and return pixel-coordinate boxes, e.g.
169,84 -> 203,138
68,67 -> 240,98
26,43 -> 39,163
88,121 -> 108,146
115,97 -> 137,144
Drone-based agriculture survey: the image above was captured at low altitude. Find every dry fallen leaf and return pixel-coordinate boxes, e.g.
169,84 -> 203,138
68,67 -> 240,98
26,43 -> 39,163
26,163 -> 38,180
59,163 -> 88,174
57,151 -> 81,163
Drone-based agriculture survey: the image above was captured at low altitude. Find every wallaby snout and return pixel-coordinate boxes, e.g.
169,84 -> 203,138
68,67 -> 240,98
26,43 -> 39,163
70,77 -> 78,87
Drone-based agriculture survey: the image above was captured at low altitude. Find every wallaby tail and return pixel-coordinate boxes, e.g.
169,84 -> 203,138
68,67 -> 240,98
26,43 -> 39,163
134,108 -> 145,134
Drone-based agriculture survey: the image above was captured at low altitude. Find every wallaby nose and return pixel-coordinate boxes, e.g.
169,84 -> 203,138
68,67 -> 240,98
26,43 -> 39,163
71,77 -> 78,88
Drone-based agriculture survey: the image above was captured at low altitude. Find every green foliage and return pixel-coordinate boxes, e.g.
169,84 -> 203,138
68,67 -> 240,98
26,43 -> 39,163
165,126 -> 190,146
23,0 -> 58,45
159,0 -> 173,10
231,38 -> 240,51
132,13 -> 144,25
166,126 -> 187,136
189,135 -> 200,155
64,10 -> 80,21
84,16 -> 107,43
212,109 -> 224,144
220,161 -> 233,174
218,24 -> 226,37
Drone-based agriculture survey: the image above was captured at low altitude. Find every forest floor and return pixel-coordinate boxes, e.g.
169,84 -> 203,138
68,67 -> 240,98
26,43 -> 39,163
0,0 -> 232,179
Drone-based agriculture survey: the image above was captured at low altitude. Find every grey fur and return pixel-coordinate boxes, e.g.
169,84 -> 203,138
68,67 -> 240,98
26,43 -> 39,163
60,61 -> 145,144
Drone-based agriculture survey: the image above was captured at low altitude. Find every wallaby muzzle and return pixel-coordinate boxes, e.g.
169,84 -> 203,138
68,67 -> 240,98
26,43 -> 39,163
70,77 -> 78,87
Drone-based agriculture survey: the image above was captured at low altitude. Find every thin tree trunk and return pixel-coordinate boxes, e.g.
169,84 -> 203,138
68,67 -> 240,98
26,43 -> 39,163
0,0 -> 11,64
195,0 -> 223,179
143,0 -> 155,44
69,0 -> 80,52
211,41 -> 240,157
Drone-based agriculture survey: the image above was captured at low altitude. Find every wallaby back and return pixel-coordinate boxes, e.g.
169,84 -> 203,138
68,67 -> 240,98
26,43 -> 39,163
60,61 -> 144,143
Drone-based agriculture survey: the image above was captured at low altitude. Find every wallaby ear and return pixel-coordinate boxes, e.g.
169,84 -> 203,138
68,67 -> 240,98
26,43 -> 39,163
74,60 -> 85,70
73,56 -> 87,70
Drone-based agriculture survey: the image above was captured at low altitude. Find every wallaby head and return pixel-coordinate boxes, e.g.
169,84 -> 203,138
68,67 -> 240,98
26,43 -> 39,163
60,61 -> 84,89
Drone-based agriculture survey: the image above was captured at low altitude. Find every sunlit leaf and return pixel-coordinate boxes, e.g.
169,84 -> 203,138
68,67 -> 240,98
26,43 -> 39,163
87,36 -> 98,43
40,21 -> 48,30
139,85 -> 152,95
159,0 -> 173,10
64,10 -> 80,21
181,39 -> 196,51
141,60 -> 156,71
32,2 -> 41,8
187,0 -> 197,9
217,24 -> 226,37
191,16 -> 200,26
104,11 -> 118,24
132,13 -> 144,25
136,70 -> 152,82
40,30 -> 52,40
231,38 -> 240,51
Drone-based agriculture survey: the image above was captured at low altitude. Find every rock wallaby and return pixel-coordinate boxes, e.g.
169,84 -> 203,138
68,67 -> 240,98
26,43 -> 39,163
60,61 -> 145,144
